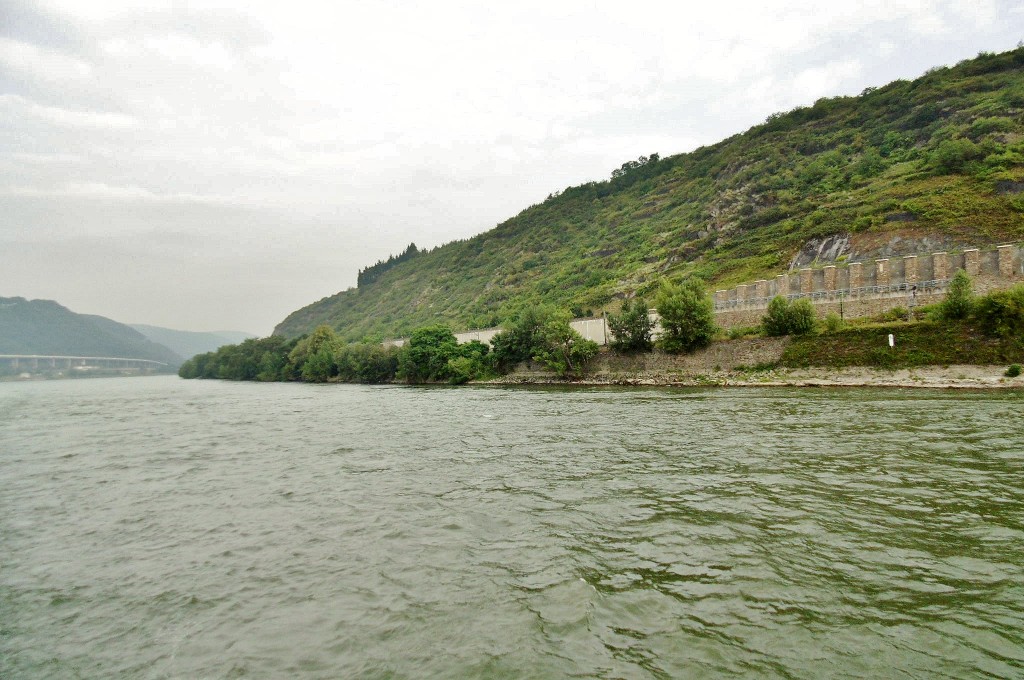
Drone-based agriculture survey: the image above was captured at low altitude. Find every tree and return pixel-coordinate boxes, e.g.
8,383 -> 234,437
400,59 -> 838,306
287,325 -> 340,381
490,305 -> 552,371
941,269 -> 974,320
607,297 -> 654,353
397,325 -> 460,383
762,296 -> 792,336
532,309 -> 599,376
655,279 -> 717,353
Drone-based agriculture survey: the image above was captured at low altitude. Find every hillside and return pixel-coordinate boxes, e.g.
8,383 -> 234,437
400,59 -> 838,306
276,48 -> 1024,341
0,297 -> 182,367
130,324 -> 256,361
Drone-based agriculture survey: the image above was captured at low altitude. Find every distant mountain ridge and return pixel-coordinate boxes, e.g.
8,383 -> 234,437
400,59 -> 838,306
0,297 -> 182,367
130,325 -> 256,361
275,47 -> 1024,341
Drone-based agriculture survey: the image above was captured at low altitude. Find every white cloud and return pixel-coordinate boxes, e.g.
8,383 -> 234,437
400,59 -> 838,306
4,182 -> 234,204
0,94 -> 136,129
0,38 -> 93,82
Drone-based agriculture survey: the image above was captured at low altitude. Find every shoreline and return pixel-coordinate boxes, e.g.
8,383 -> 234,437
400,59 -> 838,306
488,364 -> 1024,390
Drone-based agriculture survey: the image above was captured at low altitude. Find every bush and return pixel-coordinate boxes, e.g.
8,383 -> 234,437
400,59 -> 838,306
787,298 -> 817,335
607,297 -> 654,353
761,296 -> 816,335
941,269 -> 974,320
824,312 -> 844,333
655,278 -> 717,353
1005,364 -> 1022,378
974,284 -> 1024,338
762,296 -> 791,336
931,138 -> 984,174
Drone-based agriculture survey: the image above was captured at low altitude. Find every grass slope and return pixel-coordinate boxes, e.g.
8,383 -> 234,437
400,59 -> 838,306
277,48 -> 1024,341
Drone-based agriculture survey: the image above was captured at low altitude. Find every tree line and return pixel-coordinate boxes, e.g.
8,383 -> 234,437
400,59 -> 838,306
180,269 -> 1024,384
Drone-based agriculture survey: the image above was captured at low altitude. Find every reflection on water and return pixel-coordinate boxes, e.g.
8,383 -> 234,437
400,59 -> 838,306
1,377 -> 1022,678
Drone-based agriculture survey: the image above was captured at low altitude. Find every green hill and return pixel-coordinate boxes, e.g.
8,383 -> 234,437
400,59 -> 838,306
0,297 -> 182,367
276,48 -> 1024,341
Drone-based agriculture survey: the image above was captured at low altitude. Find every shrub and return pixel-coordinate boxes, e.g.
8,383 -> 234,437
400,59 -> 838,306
931,138 -> 984,174
1005,364 -> 1022,378
762,296 -> 792,336
824,312 -> 844,333
762,296 -> 816,335
941,269 -> 974,320
655,278 -> 717,353
974,284 -> 1024,338
607,297 -> 654,353
787,298 -> 817,335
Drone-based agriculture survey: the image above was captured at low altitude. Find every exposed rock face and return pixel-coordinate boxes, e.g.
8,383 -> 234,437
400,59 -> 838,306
848,234 -> 961,261
789,234 -> 851,270
790,232 -> 974,270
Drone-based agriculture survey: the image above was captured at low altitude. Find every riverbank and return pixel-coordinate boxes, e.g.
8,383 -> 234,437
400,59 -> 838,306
490,333 -> 1024,389
492,363 -> 1024,389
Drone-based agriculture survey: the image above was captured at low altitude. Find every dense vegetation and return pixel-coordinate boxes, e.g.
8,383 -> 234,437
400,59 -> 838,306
780,279 -> 1024,369
0,297 -> 182,367
179,306 -> 601,384
277,48 -> 1024,342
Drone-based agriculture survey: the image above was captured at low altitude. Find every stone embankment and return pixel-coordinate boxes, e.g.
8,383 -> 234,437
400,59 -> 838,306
493,339 -> 1023,389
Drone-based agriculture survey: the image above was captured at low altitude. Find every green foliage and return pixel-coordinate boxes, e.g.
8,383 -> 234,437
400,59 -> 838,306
288,325 -> 341,382
335,343 -> 399,383
396,325 -> 460,383
655,279 -> 717,353
931,138 -> 985,174
357,243 -> 420,288
490,305 -> 598,376
607,297 -> 654,353
762,296 -> 792,336
782,320 -> 1024,369
490,306 -> 553,371
178,335 -> 298,381
274,47 -> 1024,343
974,284 -> 1024,338
762,296 -> 816,335
941,269 -> 975,320
787,299 -> 817,335
824,312 -> 844,333
1005,363 -> 1022,378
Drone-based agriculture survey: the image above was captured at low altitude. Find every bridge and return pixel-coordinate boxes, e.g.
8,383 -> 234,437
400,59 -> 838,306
0,355 -> 170,371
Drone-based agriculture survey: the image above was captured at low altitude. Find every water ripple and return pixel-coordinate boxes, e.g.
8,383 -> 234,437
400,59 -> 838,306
1,378 -> 1022,678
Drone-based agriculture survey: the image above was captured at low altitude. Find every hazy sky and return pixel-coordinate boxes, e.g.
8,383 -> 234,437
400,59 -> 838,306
2,1 -> 1022,334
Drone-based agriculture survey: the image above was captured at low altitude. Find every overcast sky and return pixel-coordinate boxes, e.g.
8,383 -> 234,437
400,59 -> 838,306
2,1 -> 1022,334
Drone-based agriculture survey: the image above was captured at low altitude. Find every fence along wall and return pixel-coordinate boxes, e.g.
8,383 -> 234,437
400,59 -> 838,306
384,243 -> 1023,346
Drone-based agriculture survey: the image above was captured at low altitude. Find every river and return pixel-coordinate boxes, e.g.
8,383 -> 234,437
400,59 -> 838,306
1,376 -> 1022,678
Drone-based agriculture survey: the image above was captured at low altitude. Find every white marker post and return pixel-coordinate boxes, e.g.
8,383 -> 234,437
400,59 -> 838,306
888,334 -> 895,348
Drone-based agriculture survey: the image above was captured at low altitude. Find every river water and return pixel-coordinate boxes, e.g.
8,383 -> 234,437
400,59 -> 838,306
1,376 -> 1022,679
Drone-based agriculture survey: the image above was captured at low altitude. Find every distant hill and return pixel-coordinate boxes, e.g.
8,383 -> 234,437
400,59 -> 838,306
0,297 -> 182,367
130,324 -> 257,360
276,47 -> 1024,341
